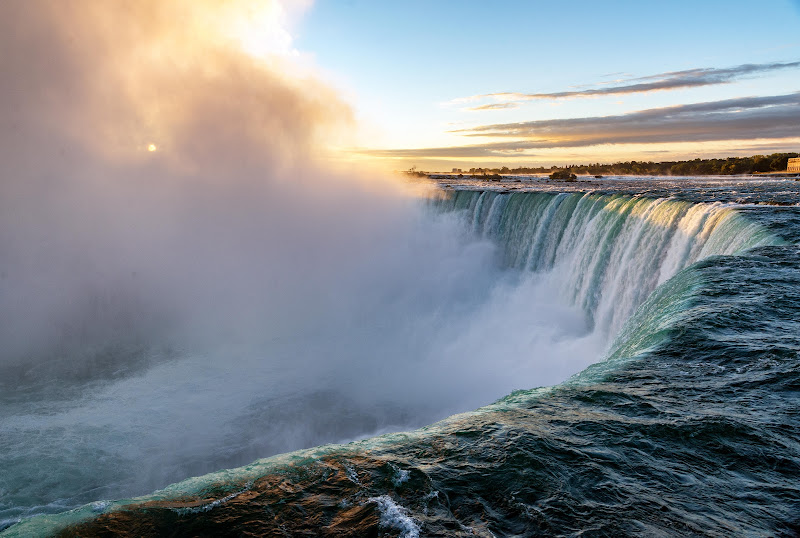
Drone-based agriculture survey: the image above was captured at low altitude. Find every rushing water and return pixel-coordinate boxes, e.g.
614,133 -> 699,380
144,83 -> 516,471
3,179 -> 800,536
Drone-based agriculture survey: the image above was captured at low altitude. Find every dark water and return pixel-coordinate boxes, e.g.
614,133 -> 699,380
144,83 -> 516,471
5,179 -> 800,537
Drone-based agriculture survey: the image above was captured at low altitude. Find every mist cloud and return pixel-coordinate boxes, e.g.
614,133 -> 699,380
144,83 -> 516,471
0,0 -> 609,513
0,0 -> 362,364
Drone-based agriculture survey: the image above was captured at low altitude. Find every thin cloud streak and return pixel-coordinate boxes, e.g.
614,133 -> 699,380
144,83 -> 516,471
461,93 -> 800,136
468,102 -> 519,111
453,61 -> 800,109
364,92 -> 800,159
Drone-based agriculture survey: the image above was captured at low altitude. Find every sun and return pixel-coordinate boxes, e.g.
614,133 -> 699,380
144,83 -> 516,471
148,144 -> 157,152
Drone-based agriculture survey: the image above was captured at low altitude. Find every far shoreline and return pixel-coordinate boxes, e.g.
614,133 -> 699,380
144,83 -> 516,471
423,171 -> 800,183
405,152 -> 799,180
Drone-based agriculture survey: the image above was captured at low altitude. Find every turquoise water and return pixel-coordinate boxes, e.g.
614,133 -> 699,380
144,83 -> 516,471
3,185 -> 800,536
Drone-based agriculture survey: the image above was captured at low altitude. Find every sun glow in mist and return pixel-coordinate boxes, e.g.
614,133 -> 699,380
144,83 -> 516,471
229,1 -> 294,58
185,0 -> 309,60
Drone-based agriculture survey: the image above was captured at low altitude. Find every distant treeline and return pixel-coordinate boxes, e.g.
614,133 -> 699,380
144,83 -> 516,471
461,153 -> 799,176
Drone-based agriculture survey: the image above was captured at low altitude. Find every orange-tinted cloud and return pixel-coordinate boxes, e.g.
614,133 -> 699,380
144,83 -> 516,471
0,0 -> 349,177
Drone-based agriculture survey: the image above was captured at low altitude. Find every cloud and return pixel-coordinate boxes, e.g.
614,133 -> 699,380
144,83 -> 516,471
453,61 -> 800,109
468,102 -> 520,111
363,92 -> 800,159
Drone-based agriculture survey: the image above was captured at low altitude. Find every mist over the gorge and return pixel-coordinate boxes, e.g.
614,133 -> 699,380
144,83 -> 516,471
0,0 -> 600,506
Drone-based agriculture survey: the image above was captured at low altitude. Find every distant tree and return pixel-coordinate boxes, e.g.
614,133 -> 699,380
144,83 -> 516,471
549,170 -> 577,181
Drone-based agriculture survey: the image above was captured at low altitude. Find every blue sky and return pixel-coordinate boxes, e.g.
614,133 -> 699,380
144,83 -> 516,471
295,0 -> 800,169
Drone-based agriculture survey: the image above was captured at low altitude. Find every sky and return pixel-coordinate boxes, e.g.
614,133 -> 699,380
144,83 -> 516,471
290,0 -> 800,170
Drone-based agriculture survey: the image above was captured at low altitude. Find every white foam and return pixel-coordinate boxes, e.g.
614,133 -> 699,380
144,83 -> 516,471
366,495 -> 420,538
389,464 -> 410,486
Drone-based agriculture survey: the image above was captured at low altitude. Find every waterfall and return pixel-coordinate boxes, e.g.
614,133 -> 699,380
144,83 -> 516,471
434,190 -> 778,338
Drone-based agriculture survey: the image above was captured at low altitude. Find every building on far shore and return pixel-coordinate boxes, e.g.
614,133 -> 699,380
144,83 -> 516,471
788,158 -> 800,173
